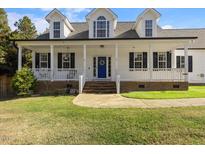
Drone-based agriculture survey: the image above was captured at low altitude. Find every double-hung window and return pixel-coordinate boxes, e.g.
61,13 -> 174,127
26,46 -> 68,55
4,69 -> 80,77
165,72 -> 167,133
158,52 -> 167,68
134,52 -> 143,68
62,53 -> 71,68
93,16 -> 109,38
176,55 -> 193,72
53,22 -> 60,38
176,56 -> 185,68
145,20 -> 153,37
40,53 -> 48,68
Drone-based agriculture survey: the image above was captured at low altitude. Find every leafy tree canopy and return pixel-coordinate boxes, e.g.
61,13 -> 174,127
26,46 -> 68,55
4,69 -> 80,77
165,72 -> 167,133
10,16 -> 37,39
0,8 -> 11,64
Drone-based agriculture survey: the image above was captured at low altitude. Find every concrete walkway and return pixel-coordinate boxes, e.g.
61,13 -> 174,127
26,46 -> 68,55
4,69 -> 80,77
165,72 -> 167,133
73,94 -> 205,108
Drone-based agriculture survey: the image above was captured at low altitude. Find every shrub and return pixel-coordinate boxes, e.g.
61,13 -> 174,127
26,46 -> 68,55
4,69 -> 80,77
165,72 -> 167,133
12,67 -> 37,96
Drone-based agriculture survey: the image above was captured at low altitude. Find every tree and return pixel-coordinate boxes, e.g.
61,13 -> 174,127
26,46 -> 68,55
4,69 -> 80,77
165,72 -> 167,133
12,67 -> 37,96
0,8 -> 10,64
10,16 -> 37,39
9,16 -> 38,69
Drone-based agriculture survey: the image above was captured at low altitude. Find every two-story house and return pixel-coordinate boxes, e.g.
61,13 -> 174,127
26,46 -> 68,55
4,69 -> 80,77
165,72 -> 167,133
13,8 -> 204,94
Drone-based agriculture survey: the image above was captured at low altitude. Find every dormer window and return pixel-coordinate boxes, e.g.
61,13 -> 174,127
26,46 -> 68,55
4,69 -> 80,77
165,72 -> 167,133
53,22 -> 60,38
145,20 -> 153,37
93,16 -> 110,38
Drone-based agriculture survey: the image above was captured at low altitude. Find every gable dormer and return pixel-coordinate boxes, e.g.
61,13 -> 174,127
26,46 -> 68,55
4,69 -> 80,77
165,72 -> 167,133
86,8 -> 118,38
132,8 -> 161,37
45,9 -> 74,39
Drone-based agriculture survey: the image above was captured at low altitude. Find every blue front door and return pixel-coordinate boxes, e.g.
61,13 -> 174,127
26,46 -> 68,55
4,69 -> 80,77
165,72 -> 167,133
98,57 -> 107,78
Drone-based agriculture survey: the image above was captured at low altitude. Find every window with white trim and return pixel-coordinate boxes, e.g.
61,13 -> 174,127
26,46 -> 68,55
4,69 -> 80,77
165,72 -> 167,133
62,53 -> 71,68
53,22 -> 60,38
145,20 -> 153,37
40,53 -> 48,68
93,16 -> 110,38
134,52 -> 143,68
176,56 -> 185,68
158,52 -> 167,68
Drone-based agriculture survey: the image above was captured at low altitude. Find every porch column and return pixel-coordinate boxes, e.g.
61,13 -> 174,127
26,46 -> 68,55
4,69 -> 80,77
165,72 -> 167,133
83,44 -> 87,78
18,45 -> 22,70
171,49 -> 175,68
32,51 -> 35,70
184,45 -> 189,82
148,44 -> 153,80
115,43 -> 119,75
50,45 -> 54,81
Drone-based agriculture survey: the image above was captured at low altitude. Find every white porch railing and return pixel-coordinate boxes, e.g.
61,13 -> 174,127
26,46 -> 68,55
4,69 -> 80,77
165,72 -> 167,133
152,68 -> 186,81
54,69 -> 78,80
33,68 -> 51,80
33,68 -> 185,82
121,68 -> 186,82
33,68 -> 78,80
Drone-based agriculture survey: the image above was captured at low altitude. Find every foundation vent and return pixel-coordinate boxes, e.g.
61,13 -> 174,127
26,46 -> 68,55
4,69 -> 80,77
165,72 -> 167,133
173,84 -> 180,89
138,84 -> 145,88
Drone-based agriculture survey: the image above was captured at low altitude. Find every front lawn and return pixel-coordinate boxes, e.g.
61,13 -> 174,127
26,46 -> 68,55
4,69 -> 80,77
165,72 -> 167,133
122,86 -> 205,99
1,96 -> 205,144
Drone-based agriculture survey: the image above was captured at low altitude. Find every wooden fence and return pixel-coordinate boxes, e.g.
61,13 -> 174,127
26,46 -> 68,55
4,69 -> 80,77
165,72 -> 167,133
0,75 -> 13,98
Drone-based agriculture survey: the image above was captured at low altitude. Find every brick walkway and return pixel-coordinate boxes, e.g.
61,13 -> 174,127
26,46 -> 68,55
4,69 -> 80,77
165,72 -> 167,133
73,94 -> 205,108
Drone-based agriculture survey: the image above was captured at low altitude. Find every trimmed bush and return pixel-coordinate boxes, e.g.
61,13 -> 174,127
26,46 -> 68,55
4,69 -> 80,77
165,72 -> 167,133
12,67 -> 37,96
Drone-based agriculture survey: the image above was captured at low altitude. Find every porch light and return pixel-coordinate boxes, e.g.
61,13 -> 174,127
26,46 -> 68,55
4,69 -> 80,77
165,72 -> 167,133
100,45 -> 104,48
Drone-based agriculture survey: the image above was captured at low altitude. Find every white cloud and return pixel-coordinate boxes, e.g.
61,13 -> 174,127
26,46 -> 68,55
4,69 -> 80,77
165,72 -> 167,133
64,8 -> 92,21
162,25 -> 174,29
7,12 -> 48,34
6,8 -> 91,34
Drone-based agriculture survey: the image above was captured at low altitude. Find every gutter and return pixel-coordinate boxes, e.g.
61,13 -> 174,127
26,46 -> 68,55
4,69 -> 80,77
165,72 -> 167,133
10,37 -> 198,42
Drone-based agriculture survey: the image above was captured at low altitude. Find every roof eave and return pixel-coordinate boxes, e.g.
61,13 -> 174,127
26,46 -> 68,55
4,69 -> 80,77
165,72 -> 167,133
11,37 -> 198,42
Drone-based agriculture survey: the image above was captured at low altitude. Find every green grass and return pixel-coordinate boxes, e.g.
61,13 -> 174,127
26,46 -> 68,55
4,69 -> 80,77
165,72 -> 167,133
122,86 -> 205,99
1,95 -> 205,144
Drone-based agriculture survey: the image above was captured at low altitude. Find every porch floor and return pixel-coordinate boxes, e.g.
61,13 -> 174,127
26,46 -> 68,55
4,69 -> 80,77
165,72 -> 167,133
73,94 -> 205,108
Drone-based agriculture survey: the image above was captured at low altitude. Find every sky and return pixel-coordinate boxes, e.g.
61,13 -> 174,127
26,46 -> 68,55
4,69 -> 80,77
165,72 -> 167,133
4,8 -> 205,34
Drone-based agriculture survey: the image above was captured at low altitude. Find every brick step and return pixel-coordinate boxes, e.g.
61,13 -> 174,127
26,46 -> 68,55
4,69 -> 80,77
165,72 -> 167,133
83,87 -> 116,91
85,83 -> 115,86
84,85 -> 115,88
83,81 -> 116,94
83,89 -> 116,94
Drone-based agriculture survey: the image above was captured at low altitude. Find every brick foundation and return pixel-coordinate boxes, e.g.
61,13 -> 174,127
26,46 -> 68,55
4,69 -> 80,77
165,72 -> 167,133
35,81 -> 79,94
120,81 -> 188,92
35,81 -> 188,94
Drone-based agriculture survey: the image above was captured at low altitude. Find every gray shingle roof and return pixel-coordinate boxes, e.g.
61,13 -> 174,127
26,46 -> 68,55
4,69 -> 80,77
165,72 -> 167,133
37,22 -> 139,40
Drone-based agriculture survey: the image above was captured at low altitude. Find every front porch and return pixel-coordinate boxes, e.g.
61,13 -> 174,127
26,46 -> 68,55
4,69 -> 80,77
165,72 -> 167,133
15,38 -> 194,93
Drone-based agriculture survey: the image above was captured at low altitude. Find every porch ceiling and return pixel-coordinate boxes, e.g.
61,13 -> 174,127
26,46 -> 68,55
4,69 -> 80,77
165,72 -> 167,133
19,39 -> 194,52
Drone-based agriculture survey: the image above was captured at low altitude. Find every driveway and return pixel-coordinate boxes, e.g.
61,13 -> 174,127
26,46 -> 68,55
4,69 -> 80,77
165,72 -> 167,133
73,94 -> 205,108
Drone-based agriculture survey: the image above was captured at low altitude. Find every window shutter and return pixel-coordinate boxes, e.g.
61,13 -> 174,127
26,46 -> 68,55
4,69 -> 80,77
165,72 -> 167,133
71,53 -> 75,68
176,56 -> 180,68
143,52 -> 147,68
35,53 -> 39,68
58,53 -> 62,68
188,56 -> 193,72
153,52 -> 158,68
167,51 -> 172,68
93,21 -> 96,38
48,53 -> 51,68
107,21 -> 110,37
129,52 -> 134,68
